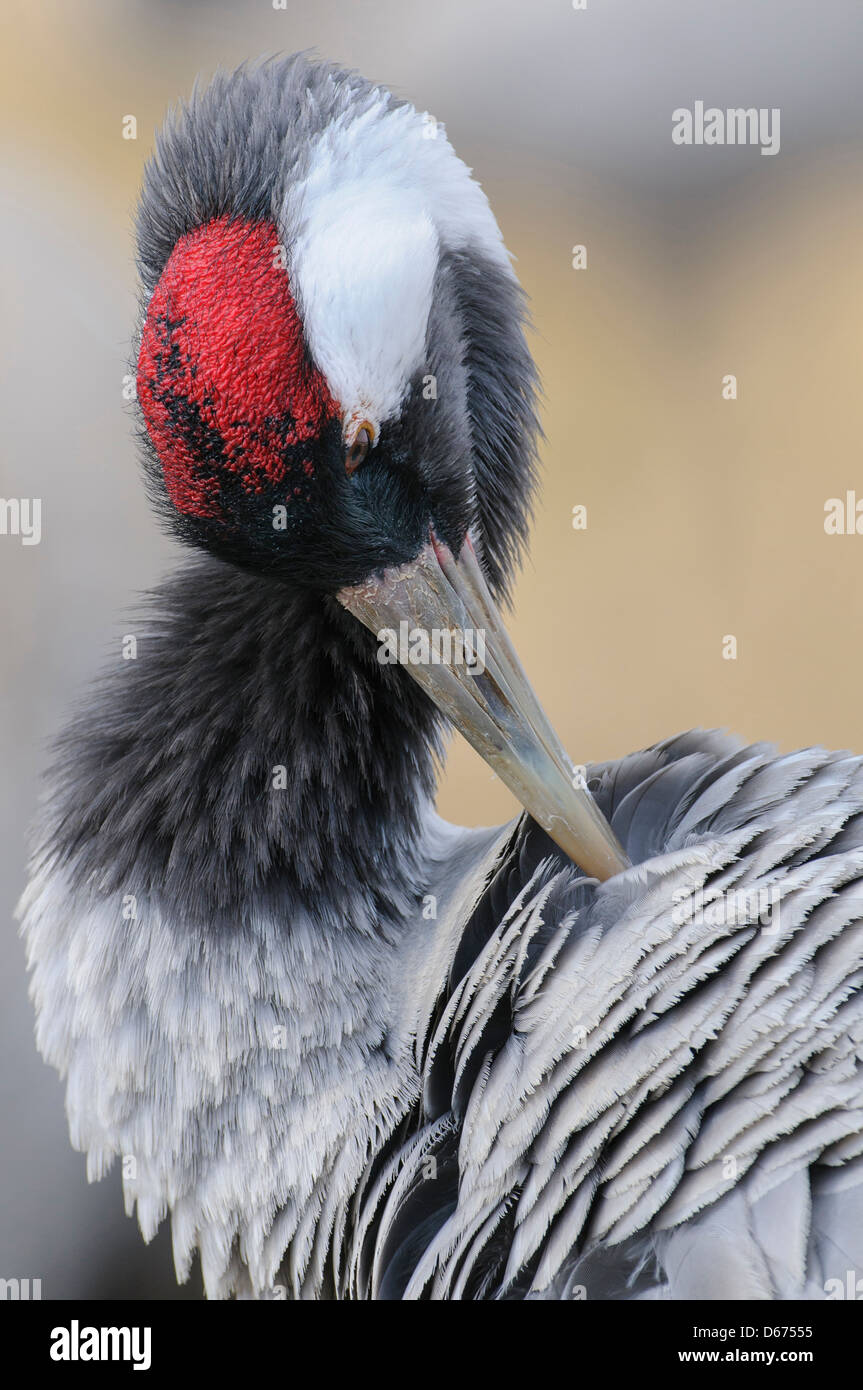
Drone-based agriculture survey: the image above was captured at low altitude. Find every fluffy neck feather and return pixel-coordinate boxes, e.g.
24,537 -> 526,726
41,555 -> 442,929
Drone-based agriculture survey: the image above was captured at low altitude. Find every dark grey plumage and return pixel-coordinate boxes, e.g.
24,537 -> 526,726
35,556 -> 441,925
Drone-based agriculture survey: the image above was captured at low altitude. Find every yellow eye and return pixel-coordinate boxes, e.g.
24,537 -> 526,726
345,424 -> 373,477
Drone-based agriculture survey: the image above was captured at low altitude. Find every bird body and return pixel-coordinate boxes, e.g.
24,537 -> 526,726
23,672 -> 863,1297
20,55 -> 863,1300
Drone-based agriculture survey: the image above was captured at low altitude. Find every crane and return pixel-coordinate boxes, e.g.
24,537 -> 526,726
20,54 -> 863,1301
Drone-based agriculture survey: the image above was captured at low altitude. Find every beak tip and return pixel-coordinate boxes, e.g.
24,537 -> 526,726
340,537 -> 627,883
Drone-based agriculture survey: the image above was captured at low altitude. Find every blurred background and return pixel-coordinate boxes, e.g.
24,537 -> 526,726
2,0 -> 863,1298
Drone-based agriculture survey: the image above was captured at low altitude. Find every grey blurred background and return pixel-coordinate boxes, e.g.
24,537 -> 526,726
3,0 -> 863,1298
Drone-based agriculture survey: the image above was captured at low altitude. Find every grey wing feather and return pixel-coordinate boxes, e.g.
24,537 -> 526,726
345,731 -> 863,1300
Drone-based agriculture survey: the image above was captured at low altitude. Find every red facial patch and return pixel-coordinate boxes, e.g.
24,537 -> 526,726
137,217 -> 339,519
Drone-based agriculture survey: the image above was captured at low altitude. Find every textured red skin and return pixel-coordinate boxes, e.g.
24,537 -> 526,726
137,217 -> 339,519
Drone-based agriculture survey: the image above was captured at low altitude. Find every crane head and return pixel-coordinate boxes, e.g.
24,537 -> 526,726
135,54 -> 627,879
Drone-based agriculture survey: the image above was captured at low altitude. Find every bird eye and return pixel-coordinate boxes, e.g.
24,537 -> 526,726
345,426 -> 373,477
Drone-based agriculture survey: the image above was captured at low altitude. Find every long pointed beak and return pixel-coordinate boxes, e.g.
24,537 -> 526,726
338,533 -> 629,881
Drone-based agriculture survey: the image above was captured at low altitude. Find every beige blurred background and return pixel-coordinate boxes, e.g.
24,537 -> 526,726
2,0 -> 863,1297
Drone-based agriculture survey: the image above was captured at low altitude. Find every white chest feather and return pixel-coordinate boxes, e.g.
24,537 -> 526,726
21,867 -> 416,1296
19,813 -> 504,1298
